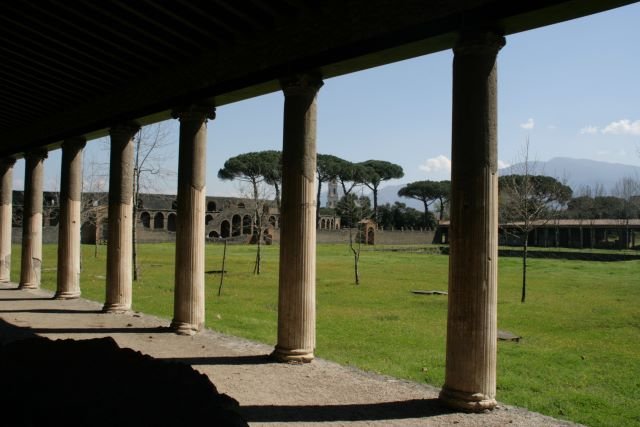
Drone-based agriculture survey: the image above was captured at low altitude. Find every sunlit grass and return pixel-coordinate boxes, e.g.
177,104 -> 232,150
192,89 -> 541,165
9,242 -> 640,426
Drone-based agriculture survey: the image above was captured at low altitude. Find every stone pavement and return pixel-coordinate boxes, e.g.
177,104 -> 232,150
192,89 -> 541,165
0,284 -> 579,427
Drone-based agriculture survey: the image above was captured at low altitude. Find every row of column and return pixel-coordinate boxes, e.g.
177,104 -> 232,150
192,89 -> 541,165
0,31 -> 504,412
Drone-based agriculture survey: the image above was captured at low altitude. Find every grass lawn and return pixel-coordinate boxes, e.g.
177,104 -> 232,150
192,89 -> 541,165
9,242 -> 640,426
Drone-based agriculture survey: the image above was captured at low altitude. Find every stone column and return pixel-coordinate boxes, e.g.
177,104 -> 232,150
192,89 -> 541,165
439,32 -> 505,412
55,137 -> 86,299
19,149 -> 48,289
273,73 -> 323,363
171,104 -> 215,335
0,158 -> 16,283
579,226 -> 584,249
544,228 -> 549,247
104,122 -> 139,313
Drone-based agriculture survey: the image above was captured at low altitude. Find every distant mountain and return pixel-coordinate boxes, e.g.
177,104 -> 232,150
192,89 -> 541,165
374,185 -> 424,210
500,157 -> 640,194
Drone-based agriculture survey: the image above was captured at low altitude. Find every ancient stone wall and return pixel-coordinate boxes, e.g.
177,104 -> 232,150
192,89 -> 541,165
316,229 -> 436,245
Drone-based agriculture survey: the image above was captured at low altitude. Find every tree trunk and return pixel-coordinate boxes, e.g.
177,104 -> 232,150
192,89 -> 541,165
423,200 -> 429,229
349,227 -> 360,285
521,237 -> 528,303
340,179 -> 348,197
274,182 -> 281,211
218,239 -> 227,296
254,229 -> 262,275
253,183 -> 262,275
94,218 -> 99,258
372,187 -> 378,222
353,250 -> 360,285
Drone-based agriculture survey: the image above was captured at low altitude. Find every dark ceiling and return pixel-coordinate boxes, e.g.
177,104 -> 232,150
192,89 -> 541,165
1,0 -> 636,156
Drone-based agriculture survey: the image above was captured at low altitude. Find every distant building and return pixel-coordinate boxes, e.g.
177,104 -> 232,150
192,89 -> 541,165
11,191 -> 281,244
326,179 -> 339,208
436,219 -> 640,250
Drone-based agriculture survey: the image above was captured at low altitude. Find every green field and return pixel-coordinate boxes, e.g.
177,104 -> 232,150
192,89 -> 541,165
10,243 -> 640,426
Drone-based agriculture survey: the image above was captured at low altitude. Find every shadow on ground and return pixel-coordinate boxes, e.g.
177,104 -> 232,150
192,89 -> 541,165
0,320 -> 247,427
241,399 -> 453,423
26,326 -> 173,334
159,354 -> 275,365
0,308 -> 103,314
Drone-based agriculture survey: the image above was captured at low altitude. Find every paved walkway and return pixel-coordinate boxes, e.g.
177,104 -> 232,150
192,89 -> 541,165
0,284 -> 578,426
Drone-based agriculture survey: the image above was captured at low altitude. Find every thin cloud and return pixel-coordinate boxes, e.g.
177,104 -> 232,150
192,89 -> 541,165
498,160 -> 510,169
419,155 -> 451,174
580,125 -> 598,134
520,118 -> 534,130
601,119 -> 640,136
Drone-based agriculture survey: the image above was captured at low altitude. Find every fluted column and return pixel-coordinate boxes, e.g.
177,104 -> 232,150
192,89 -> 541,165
55,137 -> 86,299
439,32 -> 505,412
19,149 -> 48,289
273,73 -> 323,362
0,158 -> 17,283
171,104 -> 215,335
104,122 -> 139,312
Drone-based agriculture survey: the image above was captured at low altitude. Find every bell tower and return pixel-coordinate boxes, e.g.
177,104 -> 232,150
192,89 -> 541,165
327,179 -> 339,208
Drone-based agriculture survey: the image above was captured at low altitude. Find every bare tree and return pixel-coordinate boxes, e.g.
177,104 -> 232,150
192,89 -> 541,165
336,188 -> 372,285
82,156 -> 109,258
131,122 -> 176,280
499,139 -> 572,302
238,181 -> 274,275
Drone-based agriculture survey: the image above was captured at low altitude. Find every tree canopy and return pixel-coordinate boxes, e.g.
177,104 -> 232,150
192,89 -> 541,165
378,202 -> 435,230
359,160 -> 404,222
336,160 -> 368,196
565,195 -> 638,219
317,154 -> 344,184
218,151 -> 281,201
398,180 -> 450,226
499,174 -> 573,225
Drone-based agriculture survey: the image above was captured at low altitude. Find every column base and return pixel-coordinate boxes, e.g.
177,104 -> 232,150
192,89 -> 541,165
438,387 -> 497,412
18,282 -> 39,290
54,290 -> 81,300
271,346 -> 314,363
170,320 -> 202,336
102,303 -> 131,314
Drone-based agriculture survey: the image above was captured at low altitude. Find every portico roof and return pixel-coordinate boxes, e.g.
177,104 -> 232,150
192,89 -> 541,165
1,0 -> 635,156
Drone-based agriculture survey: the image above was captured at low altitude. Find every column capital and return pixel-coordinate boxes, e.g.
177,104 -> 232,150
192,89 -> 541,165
172,102 -> 216,122
0,157 -> 17,170
454,31 -> 505,56
24,148 -> 48,162
62,136 -> 87,151
280,73 -> 324,97
109,121 -> 140,140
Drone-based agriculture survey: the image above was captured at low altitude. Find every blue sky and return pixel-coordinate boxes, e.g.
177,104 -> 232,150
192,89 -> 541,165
14,2 -> 640,197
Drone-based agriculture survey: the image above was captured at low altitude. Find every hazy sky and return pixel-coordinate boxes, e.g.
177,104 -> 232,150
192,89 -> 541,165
14,3 -> 640,197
